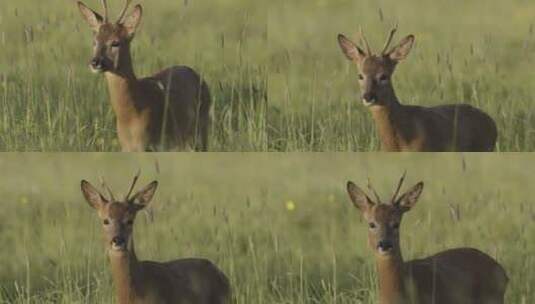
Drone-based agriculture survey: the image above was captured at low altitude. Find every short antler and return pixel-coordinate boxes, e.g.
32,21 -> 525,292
125,169 -> 141,201
99,176 -> 116,201
367,177 -> 382,203
117,0 -> 132,24
381,26 -> 398,55
101,0 -> 109,22
359,27 -> 372,56
391,171 -> 407,203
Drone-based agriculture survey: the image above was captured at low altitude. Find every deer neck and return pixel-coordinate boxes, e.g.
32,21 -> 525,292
108,241 -> 140,304
104,45 -> 140,123
376,253 -> 408,304
369,91 -> 408,151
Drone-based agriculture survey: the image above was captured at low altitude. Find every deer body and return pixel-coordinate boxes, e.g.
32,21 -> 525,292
370,103 -> 497,151
78,1 -> 210,152
345,175 -> 508,304
376,248 -> 508,304
338,29 -> 497,152
109,249 -> 230,304
106,65 -> 211,152
81,176 -> 230,304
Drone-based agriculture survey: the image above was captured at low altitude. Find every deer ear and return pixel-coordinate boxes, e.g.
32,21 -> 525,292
395,181 -> 423,212
337,34 -> 366,63
130,181 -> 158,210
347,181 -> 374,212
77,2 -> 103,32
387,35 -> 415,62
122,4 -> 143,37
81,180 -> 108,209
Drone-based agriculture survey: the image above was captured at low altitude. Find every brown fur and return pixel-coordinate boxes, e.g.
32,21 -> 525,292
338,32 -> 497,152
78,1 -> 210,152
405,248 -> 509,304
81,179 -> 231,304
346,179 -> 508,304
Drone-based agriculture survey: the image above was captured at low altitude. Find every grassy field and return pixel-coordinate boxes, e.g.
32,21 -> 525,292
268,0 -> 535,151
0,0 -> 267,151
0,153 -> 533,303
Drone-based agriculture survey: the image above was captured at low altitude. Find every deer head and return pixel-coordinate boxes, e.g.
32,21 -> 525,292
80,173 -> 158,255
77,0 -> 142,74
337,28 -> 415,107
346,173 -> 424,258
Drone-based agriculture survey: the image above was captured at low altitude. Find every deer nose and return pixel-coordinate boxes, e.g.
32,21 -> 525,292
362,92 -> 376,103
111,236 -> 126,246
378,240 -> 393,251
90,58 -> 104,69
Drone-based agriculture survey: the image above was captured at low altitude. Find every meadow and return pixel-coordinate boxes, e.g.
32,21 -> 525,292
268,0 -> 535,151
0,153 -> 533,303
0,0 -> 267,151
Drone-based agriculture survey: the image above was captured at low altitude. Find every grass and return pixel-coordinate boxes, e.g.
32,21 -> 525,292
0,153 -> 533,303
0,0 -> 267,151
268,0 -> 535,151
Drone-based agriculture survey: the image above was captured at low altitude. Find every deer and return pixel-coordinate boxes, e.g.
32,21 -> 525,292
345,173 -> 508,304
80,173 -> 231,304
337,28 -> 497,151
76,0 -> 211,152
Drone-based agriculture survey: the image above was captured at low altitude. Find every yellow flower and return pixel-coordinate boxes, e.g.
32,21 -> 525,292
19,196 -> 29,205
285,200 -> 296,211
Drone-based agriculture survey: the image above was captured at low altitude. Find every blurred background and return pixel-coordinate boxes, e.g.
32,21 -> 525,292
269,0 -> 535,151
0,0 -> 267,151
0,153 -> 533,303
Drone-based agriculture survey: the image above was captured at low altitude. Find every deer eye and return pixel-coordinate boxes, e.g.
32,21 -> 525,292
103,219 -> 110,225
111,41 -> 121,47
369,222 -> 377,229
358,74 -> 364,80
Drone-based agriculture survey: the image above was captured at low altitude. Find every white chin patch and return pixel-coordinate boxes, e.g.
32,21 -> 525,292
378,248 -> 393,255
89,66 -> 103,74
362,100 -> 375,107
111,244 -> 126,252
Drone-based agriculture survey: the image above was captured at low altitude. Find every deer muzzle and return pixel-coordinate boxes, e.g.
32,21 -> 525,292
377,240 -> 394,255
111,236 -> 127,251
362,91 -> 377,104
90,57 -> 107,73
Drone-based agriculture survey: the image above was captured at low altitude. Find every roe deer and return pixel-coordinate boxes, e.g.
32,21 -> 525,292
77,0 -> 211,151
80,174 -> 231,304
345,173 -> 508,304
337,28 -> 497,151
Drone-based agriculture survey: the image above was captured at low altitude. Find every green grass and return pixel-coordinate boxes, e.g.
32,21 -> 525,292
0,0 -> 267,151
268,0 -> 535,151
0,153 -> 533,303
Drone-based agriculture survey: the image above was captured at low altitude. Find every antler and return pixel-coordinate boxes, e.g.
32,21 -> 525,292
101,0 -> 109,22
367,177 -> 382,203
116,0 -> 132,24
381,26 -> 398,55
359,27 -> 372,56
125,169 -> 141,201
391,171 -> 407,203
99,176 -> 116,201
